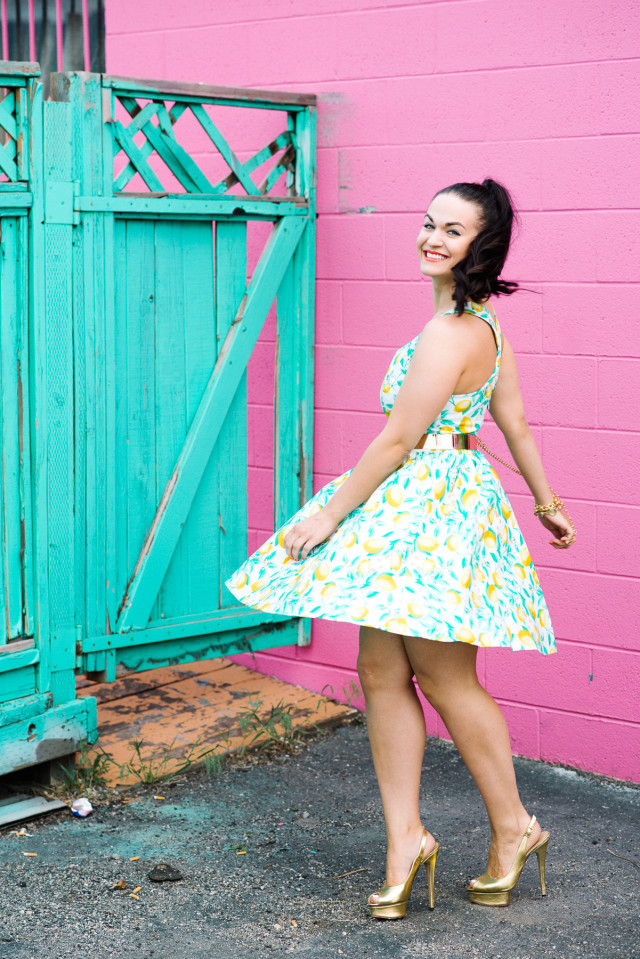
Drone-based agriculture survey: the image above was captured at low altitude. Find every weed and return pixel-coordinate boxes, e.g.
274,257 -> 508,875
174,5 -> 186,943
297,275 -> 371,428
236,697 -> 319,757
56,740 -> 114,792
321,679 -> 363,709
118,736 -> 229,785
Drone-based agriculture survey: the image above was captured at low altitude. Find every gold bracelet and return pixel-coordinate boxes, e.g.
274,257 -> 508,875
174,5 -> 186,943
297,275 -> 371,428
533,493 -> 563,516
534,488 -> 577,544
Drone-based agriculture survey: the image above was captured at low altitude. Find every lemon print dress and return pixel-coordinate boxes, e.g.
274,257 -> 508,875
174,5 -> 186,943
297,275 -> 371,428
225,300 -> 555,654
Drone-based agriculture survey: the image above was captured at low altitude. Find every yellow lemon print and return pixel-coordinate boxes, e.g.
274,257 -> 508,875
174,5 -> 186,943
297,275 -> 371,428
334,473 -> 347,485
487,584 -> 497,602
454,398 -> 472,413
477,523 -> 486,538
417,535 -> 439,552
500,502 -> 512,519
538,610 -> 547,627
385,617 -> 408,633
488,506 -> 498,524
389,550 -> 402,571
423,501 -> 433,514
375,574 -> 397,591
455,626 -> 476,643
460,569 -> 471,589
485,384 -> 493,398
407,602 -> 424,617
474,472 -> 484,485
421,556 -> 436,573
434,480 -> 446,500
514,563 -> 527,580
446,534 -> 459,552
314,561 -> 331,581
516,607 -> 527,622
309,503 -> 322,515
532,568 -> 540,584
459,416 -> 474,433
349,605 -> 368,620
363,537 -> 386,554
362,500 -> 378,512
257,541 -> 272,555
251,578 -> 267,592
471,592 -> 482,608
384,486 -> 404,508
277,530 -> 286,548
343,531 -> 357,547
440,425 -> 454,433
382,382 -> 391,393
483,530 -> 497,550
518,629 -> 533,645
235,572 -> 248,589
321,582 -> 338,597
462,489 -> 479,509
417,464 -> 430,481
478,632 -> 493,647
520,547 -> 532,566
441,502 -> 454,516
475,567 -> 486,582
493,572 -> 504,588
357,558 -> 372,575
393,511 -> 412,525
500,526 -> 509,544
445,590 -> 462,605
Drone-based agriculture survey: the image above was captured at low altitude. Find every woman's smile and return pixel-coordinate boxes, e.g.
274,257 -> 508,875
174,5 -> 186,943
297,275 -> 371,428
423,249 -> 450,262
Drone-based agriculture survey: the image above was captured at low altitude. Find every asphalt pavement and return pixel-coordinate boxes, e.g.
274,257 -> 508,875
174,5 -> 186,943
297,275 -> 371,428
0,720 -> 638,959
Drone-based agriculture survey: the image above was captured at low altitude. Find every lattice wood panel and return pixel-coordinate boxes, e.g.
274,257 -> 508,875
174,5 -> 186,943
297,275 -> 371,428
0,89 -> 19,181
110,93 -> 297,197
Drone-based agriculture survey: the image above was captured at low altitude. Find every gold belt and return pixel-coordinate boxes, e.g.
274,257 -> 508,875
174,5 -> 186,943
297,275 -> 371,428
413,432 -> 479,451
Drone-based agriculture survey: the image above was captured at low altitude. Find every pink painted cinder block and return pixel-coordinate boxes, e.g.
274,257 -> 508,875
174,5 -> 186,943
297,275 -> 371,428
600,60 -> 640,135
598,360 -> 640,431
596,505 -> 640,578
589,648 -> 640,724
540,711 -> 640,782
108,0 -> 640,783
542,284 -> 640,359
541,136 -> 640,210
516,356 -> 597,428
536,568 -> 640,652
316,214 -> 385,281
485,640 -> 592,715
542,428 -> 640,507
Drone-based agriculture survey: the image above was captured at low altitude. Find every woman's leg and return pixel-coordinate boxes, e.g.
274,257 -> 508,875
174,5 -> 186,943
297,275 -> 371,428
401,637 -> 541,878
357,625 -> 437,903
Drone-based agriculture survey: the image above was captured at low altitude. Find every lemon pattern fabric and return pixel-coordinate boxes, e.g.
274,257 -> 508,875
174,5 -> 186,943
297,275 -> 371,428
224,300 -> 555,655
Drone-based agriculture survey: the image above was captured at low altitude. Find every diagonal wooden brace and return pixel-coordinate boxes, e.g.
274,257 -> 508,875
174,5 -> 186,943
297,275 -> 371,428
115,215 -> 307,632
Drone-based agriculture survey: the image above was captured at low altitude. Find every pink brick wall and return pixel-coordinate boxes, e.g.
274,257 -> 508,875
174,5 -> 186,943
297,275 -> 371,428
106,0 -> 640,783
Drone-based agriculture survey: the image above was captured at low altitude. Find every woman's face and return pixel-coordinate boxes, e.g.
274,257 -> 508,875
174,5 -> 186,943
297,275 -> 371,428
417,192 -> 483,279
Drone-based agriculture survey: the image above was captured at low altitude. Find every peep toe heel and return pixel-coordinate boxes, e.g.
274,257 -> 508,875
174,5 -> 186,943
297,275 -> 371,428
368,830 -> 440,919
467,815 -> 550,907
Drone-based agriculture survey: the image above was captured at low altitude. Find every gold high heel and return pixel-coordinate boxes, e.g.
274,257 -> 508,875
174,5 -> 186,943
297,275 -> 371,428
467,815 -> 550,907
368,830 -> 440,919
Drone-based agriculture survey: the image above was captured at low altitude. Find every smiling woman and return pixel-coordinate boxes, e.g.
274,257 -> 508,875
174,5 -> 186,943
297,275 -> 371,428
225,176 -> 575,921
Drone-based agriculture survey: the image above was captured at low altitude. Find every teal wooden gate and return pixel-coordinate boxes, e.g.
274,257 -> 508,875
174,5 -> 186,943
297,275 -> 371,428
0,62 -> 316,776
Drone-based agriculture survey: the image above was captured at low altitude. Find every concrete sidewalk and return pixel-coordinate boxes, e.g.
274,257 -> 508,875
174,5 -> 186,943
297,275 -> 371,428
0,722 -> 638,959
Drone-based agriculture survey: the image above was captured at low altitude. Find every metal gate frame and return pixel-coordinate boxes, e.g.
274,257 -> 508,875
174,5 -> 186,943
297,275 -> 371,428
0,61 -> 317,776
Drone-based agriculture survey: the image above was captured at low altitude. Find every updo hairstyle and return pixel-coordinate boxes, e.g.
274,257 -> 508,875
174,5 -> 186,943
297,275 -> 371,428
433,178 -> 520,316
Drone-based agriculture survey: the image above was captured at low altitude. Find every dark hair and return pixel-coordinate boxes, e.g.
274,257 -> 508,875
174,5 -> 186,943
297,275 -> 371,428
432,178 -> 520,316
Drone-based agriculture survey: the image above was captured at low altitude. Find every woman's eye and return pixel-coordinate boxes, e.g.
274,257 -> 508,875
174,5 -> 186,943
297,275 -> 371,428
449,230 -> 460,236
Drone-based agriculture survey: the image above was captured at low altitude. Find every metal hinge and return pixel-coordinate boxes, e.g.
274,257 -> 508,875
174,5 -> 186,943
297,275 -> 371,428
44,179 -> 80,226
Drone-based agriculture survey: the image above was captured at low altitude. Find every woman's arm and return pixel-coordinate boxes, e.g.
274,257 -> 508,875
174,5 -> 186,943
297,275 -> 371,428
489,336 -> 574,548
488,336 -> 554,504
322,319 -> 469,525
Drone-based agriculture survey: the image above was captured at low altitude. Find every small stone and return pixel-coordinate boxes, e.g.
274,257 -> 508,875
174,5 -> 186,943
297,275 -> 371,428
147,863 -> 184,883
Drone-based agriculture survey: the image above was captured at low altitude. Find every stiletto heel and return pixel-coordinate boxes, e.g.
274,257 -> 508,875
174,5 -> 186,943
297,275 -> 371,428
368,830 -> 440,919
467,815 -> 550,907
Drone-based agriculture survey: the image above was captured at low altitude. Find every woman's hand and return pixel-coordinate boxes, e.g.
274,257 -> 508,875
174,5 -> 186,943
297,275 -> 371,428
283,508 -> 339,561
537,510 -> 576,549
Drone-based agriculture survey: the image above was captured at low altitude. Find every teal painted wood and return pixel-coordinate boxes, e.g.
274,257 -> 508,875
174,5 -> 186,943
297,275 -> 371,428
0,696 -> 98,778
116,214 -> 306,631
216,221 -> 249,607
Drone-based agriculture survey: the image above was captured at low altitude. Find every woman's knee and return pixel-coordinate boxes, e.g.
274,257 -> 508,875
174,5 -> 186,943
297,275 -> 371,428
356,628 -> 413,693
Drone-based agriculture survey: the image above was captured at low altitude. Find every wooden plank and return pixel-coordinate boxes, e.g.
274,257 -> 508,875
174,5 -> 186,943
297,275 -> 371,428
116,215 -> 306,632
103,74 -> 316,109
0,61 -> 41,77
79,657 -> 353,786
215,221 -> 248,609
16,213 -> 35,639
111,119 -> 166,192
0,697 -> 98,778
191,104 -> 257,195
0,796 -> 67,827
77,195 -> 308,216
112,103 -> 188,193
0,646 -> 39,674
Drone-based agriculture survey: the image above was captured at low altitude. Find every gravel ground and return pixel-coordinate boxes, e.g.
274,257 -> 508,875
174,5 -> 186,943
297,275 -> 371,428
0,721 -> 638,959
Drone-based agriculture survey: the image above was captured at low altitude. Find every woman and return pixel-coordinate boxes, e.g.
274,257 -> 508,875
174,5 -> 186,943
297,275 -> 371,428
225,178 -> 575,919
